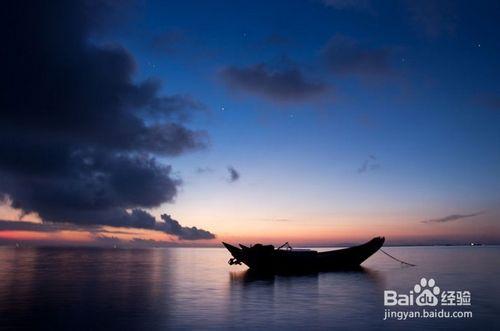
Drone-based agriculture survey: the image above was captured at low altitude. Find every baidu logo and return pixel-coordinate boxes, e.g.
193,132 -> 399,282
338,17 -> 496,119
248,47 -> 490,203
414,277 -> 440,306
383,277 -> 473,320
384,277 -> 471,307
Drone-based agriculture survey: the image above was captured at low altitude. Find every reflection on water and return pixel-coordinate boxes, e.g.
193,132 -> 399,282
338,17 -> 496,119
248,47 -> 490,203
227,267 -> 386,330
0,248 -> 174,330
0,246 -> 499,330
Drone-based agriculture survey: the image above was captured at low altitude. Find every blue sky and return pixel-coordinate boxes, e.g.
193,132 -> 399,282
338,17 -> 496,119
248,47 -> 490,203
95,0 -> 500,243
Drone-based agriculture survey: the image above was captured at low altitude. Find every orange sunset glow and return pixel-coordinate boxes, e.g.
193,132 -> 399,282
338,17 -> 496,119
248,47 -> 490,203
2,202 -> 498,246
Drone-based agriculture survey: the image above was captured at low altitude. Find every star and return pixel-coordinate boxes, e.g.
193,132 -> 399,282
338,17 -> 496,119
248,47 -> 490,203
221,105 -> 225,111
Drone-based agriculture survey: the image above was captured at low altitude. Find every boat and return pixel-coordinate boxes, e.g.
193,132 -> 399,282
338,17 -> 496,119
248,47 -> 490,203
223,236 -> 385,273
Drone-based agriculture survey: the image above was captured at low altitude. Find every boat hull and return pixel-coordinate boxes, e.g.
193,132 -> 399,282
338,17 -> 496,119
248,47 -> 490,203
223,237 -> 385,273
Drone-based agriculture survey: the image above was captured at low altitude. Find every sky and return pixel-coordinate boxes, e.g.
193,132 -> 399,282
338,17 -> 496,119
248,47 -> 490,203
0,0 -> 499,247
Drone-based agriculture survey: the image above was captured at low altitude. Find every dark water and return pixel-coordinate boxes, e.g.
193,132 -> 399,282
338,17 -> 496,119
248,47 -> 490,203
0,246 -> 499,330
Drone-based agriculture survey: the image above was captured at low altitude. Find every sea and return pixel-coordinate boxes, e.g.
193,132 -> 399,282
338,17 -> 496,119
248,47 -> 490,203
0,245 -> 499,330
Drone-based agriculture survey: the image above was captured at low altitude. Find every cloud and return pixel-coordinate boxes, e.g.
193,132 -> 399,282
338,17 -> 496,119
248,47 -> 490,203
0,219 -> 140,236
0,1 -> 213,240
159,214 -> 215,240
227,166 -> 240,183
219,63 -> 327,101
196,167 -> 213,174
422,212 -> 484,224
0,220 -> 84,233
322,36 -> 393,77
358,155 -> 381,173
136,87 -> 207,122
0,219 -> 211,247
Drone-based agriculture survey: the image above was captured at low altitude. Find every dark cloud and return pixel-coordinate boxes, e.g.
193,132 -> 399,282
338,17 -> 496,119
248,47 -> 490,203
422,212 -> 484,224
133,81 -> 207,122
0,220 -> 83,233
322,36 -> 393,77
196,167 -> 213,174
219,63 -> 327,101
358,155 -> 380,173
0,219 -> 206,247
0,219 -> 142,236
159,214 -> 215,240
0,0 -> 213,239
227,167 -> 240,183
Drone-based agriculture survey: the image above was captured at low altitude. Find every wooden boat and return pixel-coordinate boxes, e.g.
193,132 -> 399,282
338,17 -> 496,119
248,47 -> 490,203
223,236 -> 385,273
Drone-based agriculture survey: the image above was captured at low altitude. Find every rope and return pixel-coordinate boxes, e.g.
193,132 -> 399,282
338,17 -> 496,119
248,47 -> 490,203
379,248 -> 416,267
278,242 -> 292,250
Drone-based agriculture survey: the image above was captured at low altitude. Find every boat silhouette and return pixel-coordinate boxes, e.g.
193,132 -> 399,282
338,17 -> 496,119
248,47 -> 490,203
223,237 -> 385,273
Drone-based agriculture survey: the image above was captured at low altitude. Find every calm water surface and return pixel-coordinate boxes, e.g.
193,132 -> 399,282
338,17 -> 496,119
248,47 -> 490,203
0,246 -> 499,330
